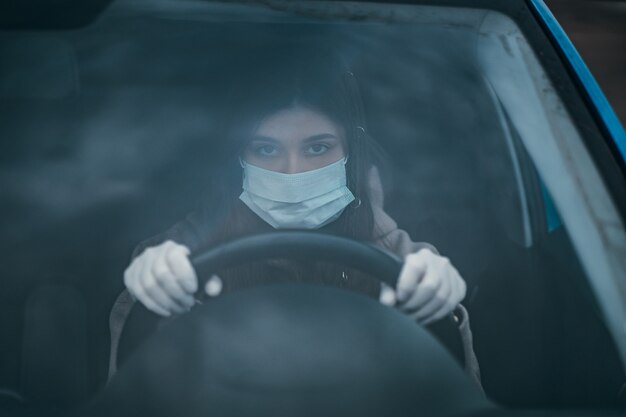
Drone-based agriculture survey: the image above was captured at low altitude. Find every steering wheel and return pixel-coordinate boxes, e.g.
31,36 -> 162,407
105,232 -> 483,417
118,232 -> 464,368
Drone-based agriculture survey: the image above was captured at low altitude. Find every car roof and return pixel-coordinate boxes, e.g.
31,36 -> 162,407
0,0 -> 525,30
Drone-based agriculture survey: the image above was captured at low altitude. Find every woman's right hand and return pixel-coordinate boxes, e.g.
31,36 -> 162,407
124,240 -> 198,316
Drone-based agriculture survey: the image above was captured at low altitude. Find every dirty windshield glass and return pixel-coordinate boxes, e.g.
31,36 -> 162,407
0,0 -> 624,413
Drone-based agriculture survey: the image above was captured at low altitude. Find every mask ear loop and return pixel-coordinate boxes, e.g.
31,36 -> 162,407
342,154 -> 360,209
238,157 -> 248,183
343,155 -> 360,208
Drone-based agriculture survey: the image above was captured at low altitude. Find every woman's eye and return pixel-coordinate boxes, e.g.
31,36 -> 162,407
256,145 -> 278,157
306,143 -> 330,155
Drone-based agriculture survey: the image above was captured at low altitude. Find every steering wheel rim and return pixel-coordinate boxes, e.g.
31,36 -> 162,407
190,231 -> 403,293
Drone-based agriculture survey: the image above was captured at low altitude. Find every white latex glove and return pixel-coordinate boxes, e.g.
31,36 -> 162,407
379,249 -> 466,325
124,240 -> 224,316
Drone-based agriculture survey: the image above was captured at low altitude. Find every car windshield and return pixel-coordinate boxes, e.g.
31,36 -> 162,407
1,0 -> 625,413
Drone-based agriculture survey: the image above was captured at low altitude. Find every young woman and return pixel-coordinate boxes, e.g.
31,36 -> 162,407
108,50 -> 478,384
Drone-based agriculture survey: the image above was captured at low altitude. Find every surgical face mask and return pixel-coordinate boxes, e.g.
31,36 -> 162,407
239,158 -> 355,229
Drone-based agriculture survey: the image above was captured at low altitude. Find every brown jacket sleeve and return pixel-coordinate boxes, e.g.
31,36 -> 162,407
108,289 -> 134,378
107,209 -> 212,380
369,166 -> 482,389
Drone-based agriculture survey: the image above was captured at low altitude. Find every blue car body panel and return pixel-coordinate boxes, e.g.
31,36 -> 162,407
527,0 -> 626,168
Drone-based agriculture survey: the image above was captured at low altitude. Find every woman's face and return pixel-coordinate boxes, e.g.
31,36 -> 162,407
242,106 -> 346,173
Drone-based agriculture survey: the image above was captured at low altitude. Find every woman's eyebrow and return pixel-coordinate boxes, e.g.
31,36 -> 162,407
249,135 -> 280,143
302,133 -> 338,143
250,134 -> 338,143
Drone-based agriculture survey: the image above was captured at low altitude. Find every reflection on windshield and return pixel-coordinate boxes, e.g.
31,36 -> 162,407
0,1 -> 624,412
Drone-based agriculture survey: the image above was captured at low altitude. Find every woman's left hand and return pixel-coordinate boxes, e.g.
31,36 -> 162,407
379,249 -> 466,325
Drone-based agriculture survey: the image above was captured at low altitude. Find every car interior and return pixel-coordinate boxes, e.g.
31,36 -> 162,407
0,1 -> 624,414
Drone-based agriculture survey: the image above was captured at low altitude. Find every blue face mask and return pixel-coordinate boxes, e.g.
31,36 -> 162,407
239,158 -> 355,229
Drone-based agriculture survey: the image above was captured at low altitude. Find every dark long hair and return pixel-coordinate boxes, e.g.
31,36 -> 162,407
202,48 -> 387,296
